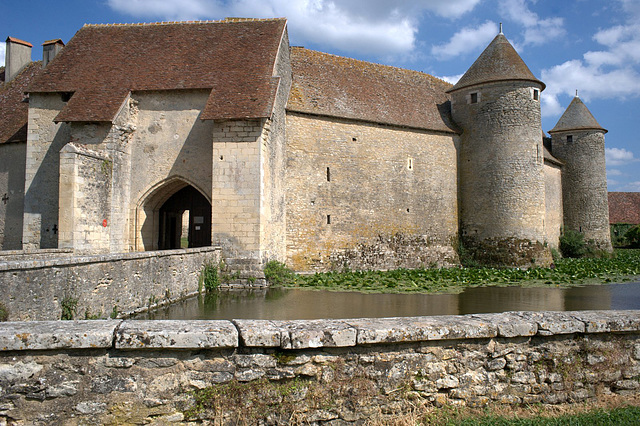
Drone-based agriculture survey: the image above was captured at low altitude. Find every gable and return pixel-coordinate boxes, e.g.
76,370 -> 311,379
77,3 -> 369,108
27,19 -> 287,123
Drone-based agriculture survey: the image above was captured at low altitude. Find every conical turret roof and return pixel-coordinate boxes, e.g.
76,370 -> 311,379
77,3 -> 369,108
447,33 -> 544,93
549,96 -> 607,134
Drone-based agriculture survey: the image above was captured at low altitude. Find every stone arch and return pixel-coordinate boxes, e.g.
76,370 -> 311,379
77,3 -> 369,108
134,176 -> 211,251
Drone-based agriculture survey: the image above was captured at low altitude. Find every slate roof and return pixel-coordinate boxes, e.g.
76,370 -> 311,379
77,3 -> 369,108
288,47 -> 458,133
0,61 -> 42,144
608,192 -> 640,224
27,19 -> 287,123
448,33 -> 544,93
549,96 -> 606,134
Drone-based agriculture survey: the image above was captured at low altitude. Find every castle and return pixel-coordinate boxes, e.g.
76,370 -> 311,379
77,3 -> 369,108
0,18 -> 612,275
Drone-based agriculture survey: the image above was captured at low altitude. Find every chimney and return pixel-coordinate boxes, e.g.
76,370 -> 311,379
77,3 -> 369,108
5,36 -> 32,82
42,39 -> 64,67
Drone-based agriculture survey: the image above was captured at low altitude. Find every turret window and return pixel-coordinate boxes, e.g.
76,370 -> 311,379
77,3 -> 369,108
567,135 -> 573,143
532,88 -> 540,101
469,92 -> 479,104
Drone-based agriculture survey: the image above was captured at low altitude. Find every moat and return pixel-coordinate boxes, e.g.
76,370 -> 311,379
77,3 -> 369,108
136,281 -> 640,320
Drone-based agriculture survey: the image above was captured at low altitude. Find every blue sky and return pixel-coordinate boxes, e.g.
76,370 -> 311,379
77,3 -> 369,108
2,0 -> 639,191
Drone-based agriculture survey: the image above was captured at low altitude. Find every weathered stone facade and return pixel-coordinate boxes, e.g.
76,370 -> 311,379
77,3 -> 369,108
285,113 -> 459,271
0,310 -> 638,424
1,19 -> 613,274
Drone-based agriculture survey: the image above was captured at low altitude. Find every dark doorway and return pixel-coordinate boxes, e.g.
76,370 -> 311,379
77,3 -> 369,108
158,185 -> 211,249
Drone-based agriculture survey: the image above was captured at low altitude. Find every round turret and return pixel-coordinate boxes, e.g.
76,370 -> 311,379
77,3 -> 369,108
449,32 -> 551,267
548,96 -> 612,251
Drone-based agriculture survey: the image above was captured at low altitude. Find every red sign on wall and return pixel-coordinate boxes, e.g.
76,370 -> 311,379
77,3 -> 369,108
102,219 -> 108,227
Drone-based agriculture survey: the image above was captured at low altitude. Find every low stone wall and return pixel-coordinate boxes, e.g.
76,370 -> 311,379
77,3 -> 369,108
0,248 -> 74,262
0,310 -> 638,424
0,247 -> 220,321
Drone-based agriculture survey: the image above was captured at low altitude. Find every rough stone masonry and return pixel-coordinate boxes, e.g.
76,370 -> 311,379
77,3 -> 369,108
0,310 -> 638,424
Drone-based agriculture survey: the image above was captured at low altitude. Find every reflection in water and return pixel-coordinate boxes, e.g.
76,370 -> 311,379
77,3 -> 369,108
136,282 -> 640,320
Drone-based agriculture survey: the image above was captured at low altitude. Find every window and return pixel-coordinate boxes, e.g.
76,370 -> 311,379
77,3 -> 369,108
327,215 -> 331,225
469,92 -> 479,104
532,89 -> 540,101
326,167 -> 331,182
407,158 -> 413,170
567,135 -> 573,143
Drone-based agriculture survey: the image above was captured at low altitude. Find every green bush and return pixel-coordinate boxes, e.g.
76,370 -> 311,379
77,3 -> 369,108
559,229 -> 588,258
263,260 -> 296,286
200,261 -> 220,292
60,295 -> 78,320
624,225 -> 640,248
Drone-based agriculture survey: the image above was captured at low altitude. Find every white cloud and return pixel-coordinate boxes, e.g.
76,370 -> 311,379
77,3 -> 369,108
606,147 -> 639,167
541,0 -> 640,116
0,43 -> 5,68
431,21 -> 497,60
106,0 -> 483,57
438,73 -> 464,85
499,0 -> 565,46
623,181 -> 640,191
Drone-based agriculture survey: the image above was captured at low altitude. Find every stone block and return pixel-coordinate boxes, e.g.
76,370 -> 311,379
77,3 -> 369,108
115,320 -> 238,349
517,311 -> 585,335
570,310 -> 640,333
472,312 -> 537,337
275,319 -> 357,349
349,315 -> 496,344
0,320 -> 118,351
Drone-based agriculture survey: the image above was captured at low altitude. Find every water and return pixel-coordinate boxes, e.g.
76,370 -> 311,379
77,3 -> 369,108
135,281 -> 640,320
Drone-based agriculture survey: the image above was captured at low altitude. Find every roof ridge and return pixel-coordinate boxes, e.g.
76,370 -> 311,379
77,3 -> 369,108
291,46 -> 452,88
82,17 -> 286,28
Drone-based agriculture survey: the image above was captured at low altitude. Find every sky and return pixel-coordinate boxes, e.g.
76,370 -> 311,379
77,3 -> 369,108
1,0 -> 639,191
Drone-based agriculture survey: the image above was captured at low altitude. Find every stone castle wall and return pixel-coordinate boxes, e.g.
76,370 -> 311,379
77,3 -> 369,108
130,90 -> 214,252
0,310 -> 638,424
0,141 -> 26,250
0,246 -> 220,321
285,113 -> 459,272
451,81 -> 550,266
551,130 -> 612,250
22,93 -> 71,250
544,162 -> 563,250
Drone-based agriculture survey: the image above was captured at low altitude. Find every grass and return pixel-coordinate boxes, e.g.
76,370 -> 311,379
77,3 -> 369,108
413,404 -> 640,426
281,249 -> 640,294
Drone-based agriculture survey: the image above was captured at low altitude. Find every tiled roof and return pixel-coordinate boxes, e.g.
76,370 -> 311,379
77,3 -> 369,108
0,61 -> 42,144
608,192 -> 640,224
288,47 -> 458,133
28,19 -> 287,122
448,33 -> 544,93
5,37 -> 32,47
549,96 -> 606,134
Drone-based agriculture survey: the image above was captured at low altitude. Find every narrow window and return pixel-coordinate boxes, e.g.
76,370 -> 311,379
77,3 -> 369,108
407,158 -> 413,170
326,167 -> 331,182
533,89 -> 540,101
352,137 -> 357,142
327,215 -> 331,225
567,135 -> 573,143
470,92 -> 478,104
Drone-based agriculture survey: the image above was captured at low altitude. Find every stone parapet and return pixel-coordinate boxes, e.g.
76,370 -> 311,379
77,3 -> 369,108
0,246 -> 221,321
0,311 -> 638,423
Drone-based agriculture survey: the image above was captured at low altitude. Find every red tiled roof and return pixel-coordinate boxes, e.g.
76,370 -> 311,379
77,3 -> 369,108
5,37 -> 33,48
288,47 -> 458,133
0,61 -> 43,144
608,192 -> 640,224
28,19 -> 287,122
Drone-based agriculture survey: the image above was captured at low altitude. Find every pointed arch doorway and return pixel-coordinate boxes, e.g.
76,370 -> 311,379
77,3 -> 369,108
158,185 -> 211,249
135,178 -> 211,251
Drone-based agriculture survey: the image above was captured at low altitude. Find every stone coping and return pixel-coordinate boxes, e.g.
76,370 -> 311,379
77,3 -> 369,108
0,310 -> 637,352
0,246 -> 221,271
